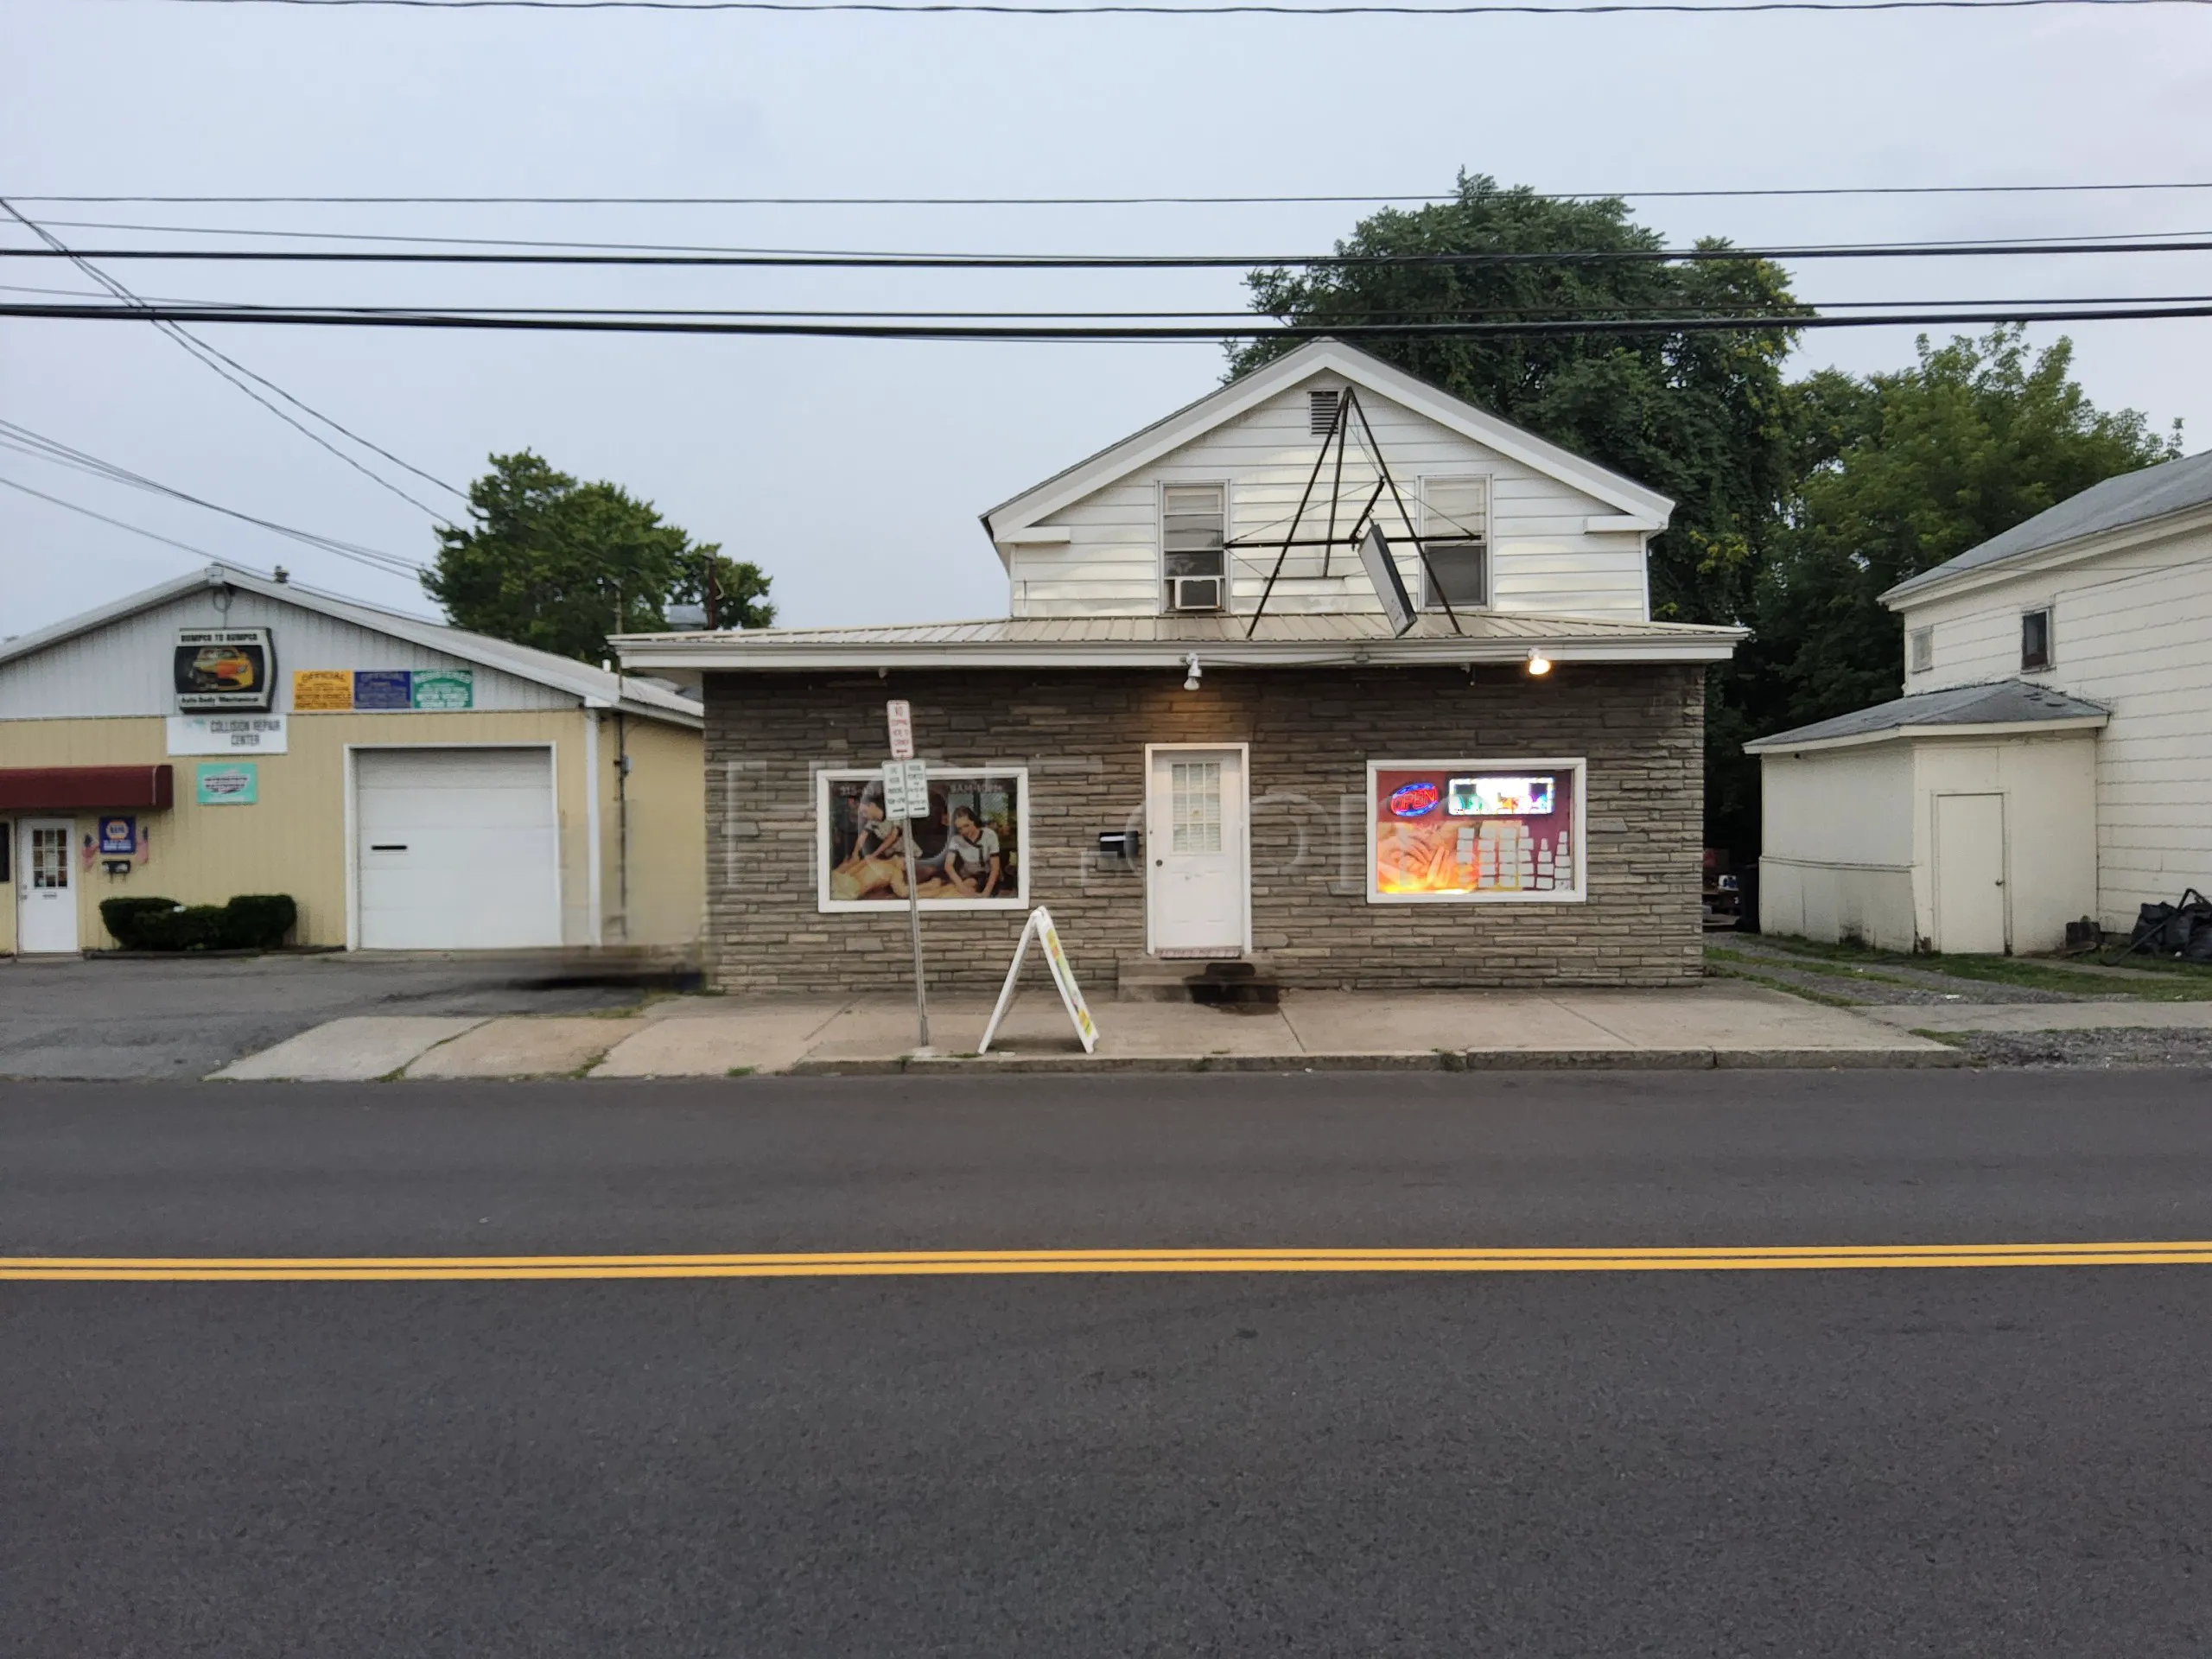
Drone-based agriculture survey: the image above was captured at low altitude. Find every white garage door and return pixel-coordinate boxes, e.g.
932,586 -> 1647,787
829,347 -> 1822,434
355,747 -> 561,950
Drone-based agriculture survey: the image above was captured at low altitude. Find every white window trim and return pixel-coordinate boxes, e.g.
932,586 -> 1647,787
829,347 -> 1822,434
1364,757 -> 1588,905
1414,472 -> 1494,612
1158,479 -> 1231,616
815,764 -> 1031,914
2021,607 -> 2055,671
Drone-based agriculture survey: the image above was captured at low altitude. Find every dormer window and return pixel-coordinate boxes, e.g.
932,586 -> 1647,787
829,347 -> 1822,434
1308,389 -> 1342,435
1419,477 -> 1490,609
1162,484 -> 1227,612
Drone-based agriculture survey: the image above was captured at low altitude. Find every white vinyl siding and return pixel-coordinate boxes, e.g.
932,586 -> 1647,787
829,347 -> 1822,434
1004,379 -> 1648,621
0,588 -> 569,720
1896,524 -> 2212,929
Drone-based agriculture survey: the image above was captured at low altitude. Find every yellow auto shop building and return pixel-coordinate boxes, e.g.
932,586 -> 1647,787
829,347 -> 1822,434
1,563 -> 704,957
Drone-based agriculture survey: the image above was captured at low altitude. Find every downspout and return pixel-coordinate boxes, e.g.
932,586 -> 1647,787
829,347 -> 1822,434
615,709 -> 631,943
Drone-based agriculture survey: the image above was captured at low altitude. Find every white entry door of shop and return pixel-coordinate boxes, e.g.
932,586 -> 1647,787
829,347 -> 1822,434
16,818 -> 79,954
355,747 -> 561,950
1934,792 -> 2007,955
1147,747 -> 1248,957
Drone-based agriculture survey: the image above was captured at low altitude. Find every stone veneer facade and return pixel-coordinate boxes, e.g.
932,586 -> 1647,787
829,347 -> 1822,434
701,663 -> 1705,993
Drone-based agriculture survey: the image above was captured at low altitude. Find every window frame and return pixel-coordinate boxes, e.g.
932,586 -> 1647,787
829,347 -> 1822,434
1159,480 -> 1230,613
2020,607 -> 2054,672
815,765 -> 1031,915
1415,473 -> 1493,612
1365,757 -> 1588,906
1909,626 -> 1934,675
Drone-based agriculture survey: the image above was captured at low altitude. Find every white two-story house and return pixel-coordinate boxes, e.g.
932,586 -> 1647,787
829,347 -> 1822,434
619,339 -> 1743,995
1749,447 -> 2212,954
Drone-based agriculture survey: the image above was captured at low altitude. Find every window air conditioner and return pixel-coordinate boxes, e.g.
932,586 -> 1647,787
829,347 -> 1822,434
1169,576 -> 1224,613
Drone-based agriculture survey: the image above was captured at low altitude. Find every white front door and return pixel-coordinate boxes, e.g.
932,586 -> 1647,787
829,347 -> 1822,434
355,747 -> 562,950
1934,792 -> 2007,955
17,818 -> 79,954
1147,747 -> 1247,957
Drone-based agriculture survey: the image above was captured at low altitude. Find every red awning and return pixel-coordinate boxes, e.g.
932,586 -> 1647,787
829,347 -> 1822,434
0,766 -> 175,810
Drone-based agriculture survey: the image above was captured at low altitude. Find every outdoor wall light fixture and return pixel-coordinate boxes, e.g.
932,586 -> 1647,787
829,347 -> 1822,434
1182,653 -> 1203,692
1526,647 -> 1553,677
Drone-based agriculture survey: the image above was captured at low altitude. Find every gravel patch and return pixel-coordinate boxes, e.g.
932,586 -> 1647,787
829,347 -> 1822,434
1928,1028 -> 2212,1069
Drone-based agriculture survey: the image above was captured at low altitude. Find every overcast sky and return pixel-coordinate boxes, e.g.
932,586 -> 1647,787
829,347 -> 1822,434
5,0 -> 2209,640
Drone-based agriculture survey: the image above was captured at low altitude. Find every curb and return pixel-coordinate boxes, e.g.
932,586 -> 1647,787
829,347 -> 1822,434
785,1044 -> 1965,1076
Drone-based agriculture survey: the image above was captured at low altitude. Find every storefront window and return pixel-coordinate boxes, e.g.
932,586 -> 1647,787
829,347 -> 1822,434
1366,759 -> 1586,903
817,766 -> 1028,912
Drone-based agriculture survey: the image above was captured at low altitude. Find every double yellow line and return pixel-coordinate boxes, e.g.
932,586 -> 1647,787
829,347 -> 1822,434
7,1242 -> 2212,1281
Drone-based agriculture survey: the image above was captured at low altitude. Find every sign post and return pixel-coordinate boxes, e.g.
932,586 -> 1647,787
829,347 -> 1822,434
884,701 -> 929,1051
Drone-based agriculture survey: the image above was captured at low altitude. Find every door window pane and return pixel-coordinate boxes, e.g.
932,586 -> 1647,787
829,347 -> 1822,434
32,827 -> 69,889
1170,760 -> 1223,854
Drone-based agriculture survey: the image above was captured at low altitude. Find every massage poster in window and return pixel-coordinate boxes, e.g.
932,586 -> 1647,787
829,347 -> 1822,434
1367,760 -> 1586,902
817,766 -> 1028,912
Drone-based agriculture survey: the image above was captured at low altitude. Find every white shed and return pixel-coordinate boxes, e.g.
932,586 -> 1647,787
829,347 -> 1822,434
1748,682 -> 2107,954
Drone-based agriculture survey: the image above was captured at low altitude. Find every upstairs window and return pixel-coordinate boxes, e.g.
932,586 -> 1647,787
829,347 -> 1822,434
1420,476 -> 1490,609
1162,483 -> 1227,612
1909,626 -> 1934,674
2021,607 -> 2053,671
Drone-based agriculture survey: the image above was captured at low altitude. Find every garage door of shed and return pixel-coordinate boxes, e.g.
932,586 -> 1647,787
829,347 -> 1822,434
354,747 -> 561,950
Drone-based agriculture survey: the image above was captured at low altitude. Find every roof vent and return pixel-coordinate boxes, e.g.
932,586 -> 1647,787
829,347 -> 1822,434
1308,388 -> 1342,435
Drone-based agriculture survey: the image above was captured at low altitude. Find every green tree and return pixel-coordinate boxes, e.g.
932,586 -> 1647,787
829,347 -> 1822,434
1754,327 -> 2180,728
423,451 -> 773,664
1233,173 -> 1804,628
1235,174 -> 1803,850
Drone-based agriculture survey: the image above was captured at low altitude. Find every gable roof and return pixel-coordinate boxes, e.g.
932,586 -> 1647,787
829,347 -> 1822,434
1744,678 -> 2108,754
0,563 -> 702,726
1883,448 -> 2212,607
979,338 -> 1675,558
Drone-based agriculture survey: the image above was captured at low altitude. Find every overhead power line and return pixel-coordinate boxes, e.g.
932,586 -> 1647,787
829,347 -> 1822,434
8,298 -> 2209,339
0,417 -> 425,579
11,182 -> 2212,206
0,472 -> 231,563
130,0 -> 2212,16
0,201 -> 466,517
25,217 -> 2212,258
6,235 -> 2212,269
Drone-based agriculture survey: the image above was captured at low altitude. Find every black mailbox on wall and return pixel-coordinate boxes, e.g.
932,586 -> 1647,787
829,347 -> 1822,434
1096,830 -> 1141,862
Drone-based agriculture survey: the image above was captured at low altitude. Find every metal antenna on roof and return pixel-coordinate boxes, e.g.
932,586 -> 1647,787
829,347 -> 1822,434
1237,385 -> 1463,638
1241,385 -> 1350,639
1346,388 -> 1464,638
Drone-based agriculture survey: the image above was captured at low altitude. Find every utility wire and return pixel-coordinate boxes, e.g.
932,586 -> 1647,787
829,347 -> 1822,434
32,292 -> 2212,320
0,472 -> 231,563
8,298 -> 2209,338
0,417 -> 425,578
10,182 -> 2212,205
129,0 -> 2212,16
28,216 -> 2212,257
8,236 -> 2212,268
0,201 -> 467,514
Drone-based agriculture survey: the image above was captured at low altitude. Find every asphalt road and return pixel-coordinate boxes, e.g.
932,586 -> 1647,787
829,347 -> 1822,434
8,1069 -> 2212,1655
0,953 -> 641,1079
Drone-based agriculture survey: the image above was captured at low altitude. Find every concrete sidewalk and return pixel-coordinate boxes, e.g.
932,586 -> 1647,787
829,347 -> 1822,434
1860,1001 -> 2212,1034
211,982 -> 1959,1080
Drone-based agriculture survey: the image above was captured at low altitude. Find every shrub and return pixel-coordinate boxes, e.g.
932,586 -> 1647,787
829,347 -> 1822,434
99,896 -> 181,948
222,894 -> 298,950
99,893 -> 298,951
